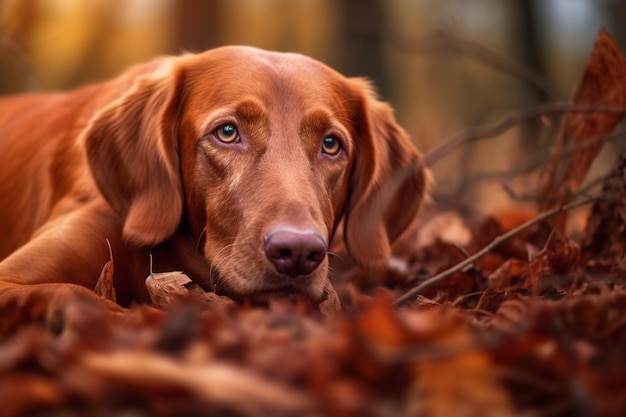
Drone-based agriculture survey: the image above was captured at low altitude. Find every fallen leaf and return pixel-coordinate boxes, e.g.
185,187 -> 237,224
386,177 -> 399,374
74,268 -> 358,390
81,351 -> 313,416
145,269 -> 193,308
541,29 -> 626,231
0,375 -> 65,417
403,307 -> 516,417
145,263 -> 235,310
487,258 -> 528,289
582,153 -> 626,263
93,239 -> 116,302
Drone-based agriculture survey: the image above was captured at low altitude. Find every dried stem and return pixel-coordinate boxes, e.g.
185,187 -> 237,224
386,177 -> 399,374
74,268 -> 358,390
394,193 -> 603,307
424,104 -> 626,167
438,127 -> 624,201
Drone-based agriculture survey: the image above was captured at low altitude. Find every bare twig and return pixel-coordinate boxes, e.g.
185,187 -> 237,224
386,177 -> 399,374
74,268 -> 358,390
424,104 -> 626,167
503,172 -> 610,205
438,127 -> 624,201
394,193 -> 604,306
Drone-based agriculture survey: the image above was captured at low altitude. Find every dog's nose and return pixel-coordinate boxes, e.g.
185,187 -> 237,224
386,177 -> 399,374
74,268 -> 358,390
264,227 -> 327,277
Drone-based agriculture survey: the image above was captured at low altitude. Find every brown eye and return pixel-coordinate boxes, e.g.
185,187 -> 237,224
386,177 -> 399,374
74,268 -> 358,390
321,136 -> 341,155
214,123 -> 239,143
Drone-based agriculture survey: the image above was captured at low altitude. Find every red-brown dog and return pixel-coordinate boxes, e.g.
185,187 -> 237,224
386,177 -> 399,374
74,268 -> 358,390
0,46 -> 426,330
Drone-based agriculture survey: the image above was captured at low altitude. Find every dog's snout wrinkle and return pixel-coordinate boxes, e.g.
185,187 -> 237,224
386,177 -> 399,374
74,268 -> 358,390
264,227 -> 327,277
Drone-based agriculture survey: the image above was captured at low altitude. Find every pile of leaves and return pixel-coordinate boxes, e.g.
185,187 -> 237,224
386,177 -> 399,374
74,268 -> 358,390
2,31 -> 626,417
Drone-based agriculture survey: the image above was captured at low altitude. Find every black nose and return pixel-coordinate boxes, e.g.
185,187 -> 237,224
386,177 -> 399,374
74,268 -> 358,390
264,227 -> 328,277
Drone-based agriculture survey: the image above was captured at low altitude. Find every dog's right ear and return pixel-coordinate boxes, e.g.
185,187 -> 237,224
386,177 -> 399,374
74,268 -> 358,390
82,62 -> 185,247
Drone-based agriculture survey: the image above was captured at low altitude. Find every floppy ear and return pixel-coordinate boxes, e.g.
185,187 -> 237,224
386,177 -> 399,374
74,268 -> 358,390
82,65 -> 184,247
344,80 -> 428,270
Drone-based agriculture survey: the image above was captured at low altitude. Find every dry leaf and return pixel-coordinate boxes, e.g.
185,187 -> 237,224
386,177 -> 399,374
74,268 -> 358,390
582,153 -> 626,262
145,264 -> 236,310
356,290 -> 410,351
487,258 -> 527,289
81,351 -> 313,416
145,270 -> 192,308
0,375 -> 65,417
407,344 -> 515,417
547,238 -> 581,275
541,29 -> 626,231
144,255 -> 188,305
93,239 -> 116,302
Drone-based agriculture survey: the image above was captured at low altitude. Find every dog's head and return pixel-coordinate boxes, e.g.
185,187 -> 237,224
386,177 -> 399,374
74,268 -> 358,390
83,46 -> 427,304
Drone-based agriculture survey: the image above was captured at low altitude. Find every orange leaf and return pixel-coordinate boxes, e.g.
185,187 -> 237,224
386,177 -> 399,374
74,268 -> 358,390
562,29 -> 626,183
541,29 -> 626,230
356,289 -> 409,349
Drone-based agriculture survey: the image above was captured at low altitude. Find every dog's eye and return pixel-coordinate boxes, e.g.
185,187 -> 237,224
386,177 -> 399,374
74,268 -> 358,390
214,123 -> 240,143
321,136 -> 341,155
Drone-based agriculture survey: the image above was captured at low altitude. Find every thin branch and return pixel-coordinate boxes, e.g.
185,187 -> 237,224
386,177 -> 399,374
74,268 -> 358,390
439,127 -> 625,200
503,173 -> 609,205
424,104 -> 626,167
394,193 -> 604,307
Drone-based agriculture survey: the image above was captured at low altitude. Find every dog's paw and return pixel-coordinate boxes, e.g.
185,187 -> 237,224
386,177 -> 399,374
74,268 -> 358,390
0,282 -> 124,339
46,284 -> 125,340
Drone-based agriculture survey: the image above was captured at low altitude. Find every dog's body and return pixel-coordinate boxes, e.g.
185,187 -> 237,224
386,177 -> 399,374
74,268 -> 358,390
0,46 -> 426,327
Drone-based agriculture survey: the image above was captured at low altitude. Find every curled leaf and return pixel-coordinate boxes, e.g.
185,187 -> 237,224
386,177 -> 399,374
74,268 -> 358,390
145,256 -> 235,309
93,239 -> 116,302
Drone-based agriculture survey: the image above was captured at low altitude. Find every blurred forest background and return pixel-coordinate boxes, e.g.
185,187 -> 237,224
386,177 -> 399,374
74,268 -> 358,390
1,0 -> 625,215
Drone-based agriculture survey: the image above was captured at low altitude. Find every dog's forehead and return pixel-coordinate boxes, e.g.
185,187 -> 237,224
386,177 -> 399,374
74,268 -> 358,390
181,46 -> 364,140
186,46 -> 353,103
204,46 -> 334,76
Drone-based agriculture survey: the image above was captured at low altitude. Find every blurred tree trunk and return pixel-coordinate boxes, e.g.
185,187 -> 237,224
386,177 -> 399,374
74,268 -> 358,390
0,0 -> 38,93
601,1 -> 626,53
337,0 -> 389,99
172,0 -> 223,53
510,0 -> 549,103
0,37 -> 34,93
509,0 -> 553,151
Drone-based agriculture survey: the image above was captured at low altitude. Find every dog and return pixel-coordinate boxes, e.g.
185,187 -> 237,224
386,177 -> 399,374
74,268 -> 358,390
0,46 -> 426,331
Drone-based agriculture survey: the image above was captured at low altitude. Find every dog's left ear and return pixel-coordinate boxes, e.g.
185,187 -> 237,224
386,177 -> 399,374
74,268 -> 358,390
344,79 -> 428,270
82,63 -> 185,247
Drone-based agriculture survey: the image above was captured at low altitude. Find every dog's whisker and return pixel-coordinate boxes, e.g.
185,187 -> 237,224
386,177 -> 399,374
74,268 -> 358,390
327,250 -> 347,266
208,241 -> 237,292
195,227 -> 207,255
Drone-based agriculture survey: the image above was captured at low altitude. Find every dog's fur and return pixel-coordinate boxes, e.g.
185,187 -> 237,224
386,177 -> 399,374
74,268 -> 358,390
0,46 -> 426,327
